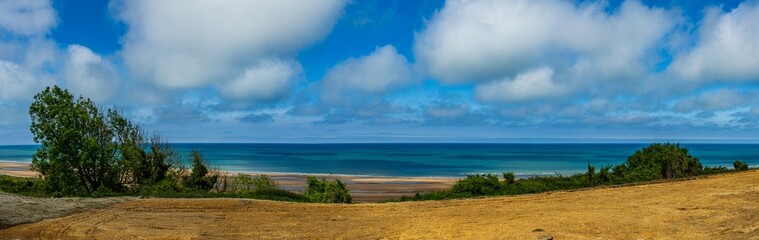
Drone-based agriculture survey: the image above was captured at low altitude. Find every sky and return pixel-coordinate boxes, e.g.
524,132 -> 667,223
1,0 -> 759,144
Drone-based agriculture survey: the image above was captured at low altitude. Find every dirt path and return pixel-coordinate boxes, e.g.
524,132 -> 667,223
1,170 -> 757,239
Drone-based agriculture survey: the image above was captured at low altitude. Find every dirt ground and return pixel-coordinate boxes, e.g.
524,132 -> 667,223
1,170 -> 757,239
0,192 -> 131,229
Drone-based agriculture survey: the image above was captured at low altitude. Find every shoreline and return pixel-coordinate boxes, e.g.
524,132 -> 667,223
0,161 -> 455,202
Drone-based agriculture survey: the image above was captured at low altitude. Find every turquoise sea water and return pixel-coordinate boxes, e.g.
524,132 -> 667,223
1,144 -> 757,177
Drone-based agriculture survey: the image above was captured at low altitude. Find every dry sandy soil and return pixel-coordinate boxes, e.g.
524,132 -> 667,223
1,170 -> 757,239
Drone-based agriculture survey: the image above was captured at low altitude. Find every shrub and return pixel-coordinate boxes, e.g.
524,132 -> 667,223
140,178 -> 183,196
234,174 -> 254,192
304,177 -> 352,203
0,175 -> 47,197
502,172 -> 516,185
586,164 -> 596,184
451,174 -> 501,196
597,165 -> 612,183
184,150 -> 217,190
252,175 -> 278,192
702,166 -> 729,175
734,160 -> 749,171
618,143 -> 702,181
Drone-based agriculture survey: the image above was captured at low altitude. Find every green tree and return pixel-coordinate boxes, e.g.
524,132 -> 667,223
185,150 -> 216,190
29,86 -> 120,194
29,86 -> 180,195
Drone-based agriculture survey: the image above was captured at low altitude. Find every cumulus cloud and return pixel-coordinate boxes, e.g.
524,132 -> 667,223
322,45 -> 414,101
217,60 -> 301,101
415,0 -> 675,87
114,0 -> 346,91
152,104 -> 211,124
0,0 -> 57,36
0,104 -> 28,125
316,99 -> 413,125
62,45 -> 120,102
475,67 -> 567,102
673,89 -> 753,113
424,102 -> 490,126
0,61 -> 44,100
240,113 -> 275,123
669,2 -> 759,82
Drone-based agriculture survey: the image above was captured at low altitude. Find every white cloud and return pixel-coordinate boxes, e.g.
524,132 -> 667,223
114,0 -> 346,90
62,45 -> 120,102
0,0 -> 56,36
0,60 -> 43,100
322,45 -> 414,101
425,103 -> 470,118
673,89 -> 753,113
415,0 -> 675,84
475,67 -> 566,102
217,60 -> 301,101
669,2 -> 759,82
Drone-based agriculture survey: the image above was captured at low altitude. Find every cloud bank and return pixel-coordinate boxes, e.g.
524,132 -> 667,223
114,0 -> 346,100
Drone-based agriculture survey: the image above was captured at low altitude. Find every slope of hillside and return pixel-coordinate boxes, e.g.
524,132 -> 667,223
1,170 -> 757,239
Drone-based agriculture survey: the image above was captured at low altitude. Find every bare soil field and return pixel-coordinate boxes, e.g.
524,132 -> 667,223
0,192 -> 131,229
1,170 -> 757,239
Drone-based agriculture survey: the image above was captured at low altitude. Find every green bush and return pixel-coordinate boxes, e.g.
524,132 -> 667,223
502,172 -> 516,184
252,175 -> 278,192
140,178 -> 183,196
304,177 -> 352,203
597,165 -> 612,183
702,166 -> 729,175
734,160 -> 749,171
0,175 -> 47,197
617,143 -> 702,181
451,174 -> 501,196
234,173 -> 253,192
586,164 -> 596,184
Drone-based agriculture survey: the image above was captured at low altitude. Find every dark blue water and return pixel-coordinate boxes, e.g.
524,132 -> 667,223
1,144 -> 757,177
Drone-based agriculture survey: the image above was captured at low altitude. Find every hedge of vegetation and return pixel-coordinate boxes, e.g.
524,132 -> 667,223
396,143 -> 751,202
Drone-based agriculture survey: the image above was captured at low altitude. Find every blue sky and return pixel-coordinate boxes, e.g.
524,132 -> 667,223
1,0 -> 759,144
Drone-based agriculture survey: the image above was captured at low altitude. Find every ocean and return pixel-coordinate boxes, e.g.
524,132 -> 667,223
1,143 -> 757,177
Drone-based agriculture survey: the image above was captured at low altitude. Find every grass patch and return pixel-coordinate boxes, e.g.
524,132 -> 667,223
0,174 -> 309,202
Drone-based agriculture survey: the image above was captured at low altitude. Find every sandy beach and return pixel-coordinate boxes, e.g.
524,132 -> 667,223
0,161 -> 454,202
0,162 -> 37,178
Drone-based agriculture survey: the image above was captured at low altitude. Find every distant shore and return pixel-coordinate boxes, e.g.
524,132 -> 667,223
0,161 -> 455,202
